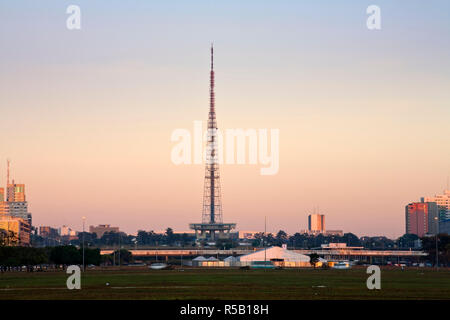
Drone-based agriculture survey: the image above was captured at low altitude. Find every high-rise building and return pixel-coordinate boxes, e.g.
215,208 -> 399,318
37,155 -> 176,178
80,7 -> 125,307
39,226 -> 59,239
0,162 -> 33,244
405,202 -> 439,237
422,190 -> 450,220
6,202 -> 31,226
59,225 -> 77,236
308,214 -> 325,233
89,224 -> 119,238
0,201 -> 9,216
1,178 -> 32,225
7,183 -> 26,202
58,225 -> 78,243
0,216 -> 31,246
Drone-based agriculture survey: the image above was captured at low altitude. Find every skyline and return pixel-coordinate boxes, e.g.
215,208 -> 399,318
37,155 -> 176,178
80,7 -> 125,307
2,145 -> 449,238
1,1 -> 450,237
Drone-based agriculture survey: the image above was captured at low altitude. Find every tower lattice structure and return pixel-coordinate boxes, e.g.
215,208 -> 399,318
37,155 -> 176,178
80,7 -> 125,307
202,45 -> 223,224
190,45 -> 236,241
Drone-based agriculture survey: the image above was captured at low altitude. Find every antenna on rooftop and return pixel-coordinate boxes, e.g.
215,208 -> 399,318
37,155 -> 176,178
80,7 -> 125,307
6,158 -> 10,186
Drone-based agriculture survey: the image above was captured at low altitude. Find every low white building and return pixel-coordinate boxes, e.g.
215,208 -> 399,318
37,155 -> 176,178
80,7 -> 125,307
224,256 -> 239,263
239,246 -> 310,265
194,247 -> 313,268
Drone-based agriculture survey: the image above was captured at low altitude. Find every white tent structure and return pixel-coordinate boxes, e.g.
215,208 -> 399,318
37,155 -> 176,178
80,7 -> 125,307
192,256 -> 207,266
206,256 -> 218,261
192,256 -> 207,261
239,246 -> 311,267
224,256 -> 239,263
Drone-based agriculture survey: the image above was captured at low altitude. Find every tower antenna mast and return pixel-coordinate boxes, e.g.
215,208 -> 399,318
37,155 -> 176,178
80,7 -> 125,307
189,45 -> 236,241
6,158 -> 10,186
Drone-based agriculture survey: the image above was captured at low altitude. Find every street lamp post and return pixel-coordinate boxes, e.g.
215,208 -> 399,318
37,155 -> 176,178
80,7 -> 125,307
264,216 -> 267,268
435,216 -> 439,271
82,216 -> 86,272
118,232 -> 121,269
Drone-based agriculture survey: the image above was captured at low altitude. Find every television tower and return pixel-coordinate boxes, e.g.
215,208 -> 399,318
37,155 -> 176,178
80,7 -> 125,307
202,44 -> 222,225
190,45 -> 236,241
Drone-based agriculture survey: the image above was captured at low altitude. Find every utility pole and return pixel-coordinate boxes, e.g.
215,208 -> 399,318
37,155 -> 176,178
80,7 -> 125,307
6,159 -> 10,186
264,216 -> 267,267
435,216 -> 439,271
82,216 -> 86,271
118,232 -> 121,269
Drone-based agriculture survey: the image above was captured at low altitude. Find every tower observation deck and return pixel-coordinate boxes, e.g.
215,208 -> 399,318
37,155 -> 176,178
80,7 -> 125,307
189,45 -> 236,241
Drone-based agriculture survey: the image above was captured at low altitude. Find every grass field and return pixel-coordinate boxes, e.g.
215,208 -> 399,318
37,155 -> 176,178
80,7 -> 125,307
0,267 -> 449,300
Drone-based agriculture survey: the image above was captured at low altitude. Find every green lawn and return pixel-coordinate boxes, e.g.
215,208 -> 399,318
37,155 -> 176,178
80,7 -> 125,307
0,267 -> 449,300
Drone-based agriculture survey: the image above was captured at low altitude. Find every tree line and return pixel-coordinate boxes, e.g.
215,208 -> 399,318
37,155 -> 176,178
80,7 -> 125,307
250,231 -> 422,250
2,230 -> 450,267
0,246 -> 101,269
29,226 -> 441,251
31,228 -> 196,248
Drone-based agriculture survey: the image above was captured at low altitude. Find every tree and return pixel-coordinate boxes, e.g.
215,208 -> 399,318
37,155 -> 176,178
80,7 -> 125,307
265,233 -> 275,247
397,234 -> 419,249
180,233 -> 193,247
109,249 -> 133,265
84,248 -> 102,265
309,253 -> 320,268
289,232 -> 310,248
341,233 -> 362,247
252,232 -> 276,247
421,234 -> 450,267
215,238 -> 236,250
275,230 -> 288,246
137,230 -> 150,246
21,247 -> 48,266
49,246 -> 81,265
252,232 -> 264,247
100,231 -> 121,246
77,232 -> 97,246
360,236 -> 395,249
165,228 -> 175,245
0,247 -> 48,268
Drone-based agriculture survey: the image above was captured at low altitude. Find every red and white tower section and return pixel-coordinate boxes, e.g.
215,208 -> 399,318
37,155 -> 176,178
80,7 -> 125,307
190,45 -> 236,241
